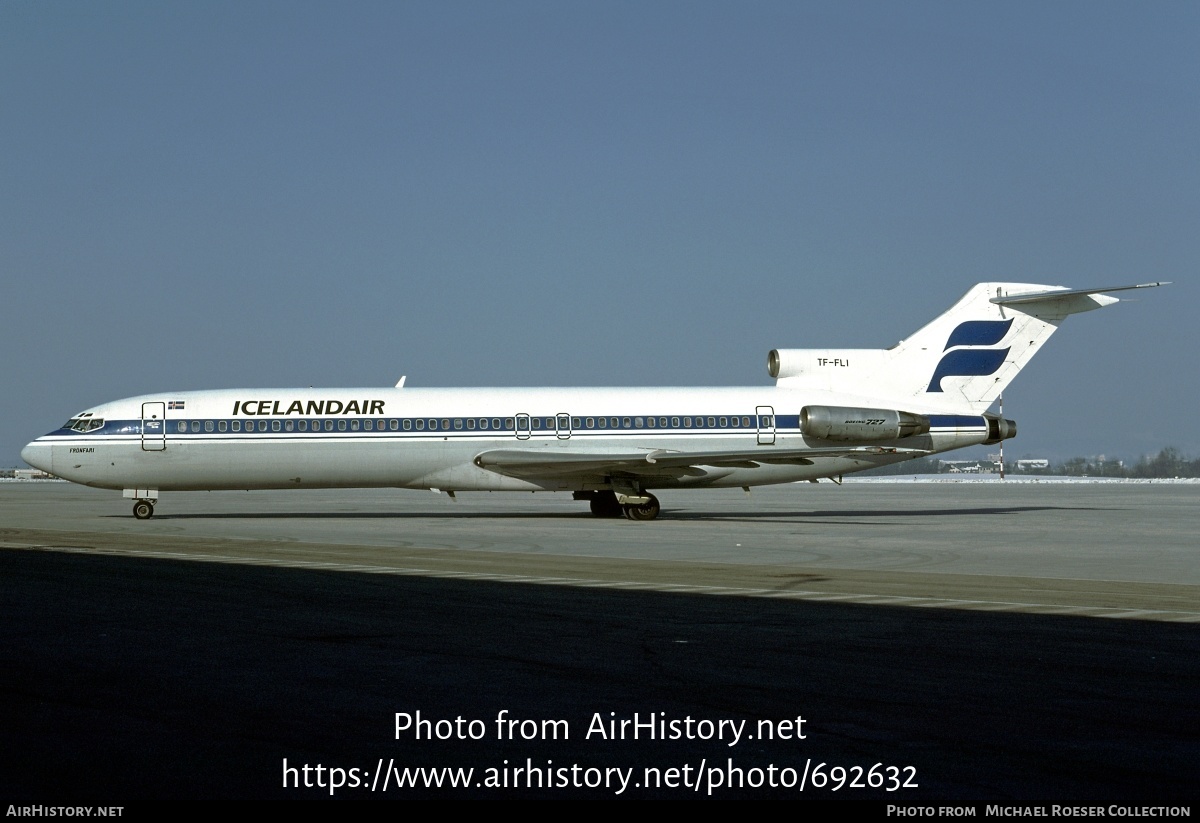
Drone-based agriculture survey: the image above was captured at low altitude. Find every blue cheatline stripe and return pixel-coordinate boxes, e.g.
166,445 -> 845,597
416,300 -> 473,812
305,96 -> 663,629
53,412 -> 781,438
928,415 -> 986,429
49,411 -> 985,440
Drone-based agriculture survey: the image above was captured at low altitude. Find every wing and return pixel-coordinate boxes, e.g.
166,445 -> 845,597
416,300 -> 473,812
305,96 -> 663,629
472,445 -> 927,480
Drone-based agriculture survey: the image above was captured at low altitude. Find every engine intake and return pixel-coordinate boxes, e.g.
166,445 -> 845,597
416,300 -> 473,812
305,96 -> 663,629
801,405 -> 930,442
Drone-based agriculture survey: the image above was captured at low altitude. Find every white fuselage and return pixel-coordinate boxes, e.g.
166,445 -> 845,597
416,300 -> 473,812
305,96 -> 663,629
22,385 -> 989,494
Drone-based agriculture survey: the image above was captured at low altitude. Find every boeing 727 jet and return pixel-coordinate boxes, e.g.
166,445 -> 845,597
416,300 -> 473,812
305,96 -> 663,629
21,282 -> 1164,520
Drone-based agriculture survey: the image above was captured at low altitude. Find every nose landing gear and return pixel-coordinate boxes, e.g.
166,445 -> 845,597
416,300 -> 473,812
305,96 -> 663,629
124,489 -> 159,520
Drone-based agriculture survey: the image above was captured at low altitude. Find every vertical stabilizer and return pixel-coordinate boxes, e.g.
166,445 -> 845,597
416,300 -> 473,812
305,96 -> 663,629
772,282 -> 1164,413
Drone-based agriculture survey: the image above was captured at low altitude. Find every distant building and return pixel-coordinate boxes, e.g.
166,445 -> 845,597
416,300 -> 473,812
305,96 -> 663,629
941,461 -> 986,473
12,468 -> 58,480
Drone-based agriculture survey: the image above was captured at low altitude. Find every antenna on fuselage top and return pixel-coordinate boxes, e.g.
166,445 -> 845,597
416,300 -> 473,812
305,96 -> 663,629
395,376 -> 407,388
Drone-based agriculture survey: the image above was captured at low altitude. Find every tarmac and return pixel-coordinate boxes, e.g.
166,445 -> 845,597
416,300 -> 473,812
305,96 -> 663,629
1,482 -> 1197,800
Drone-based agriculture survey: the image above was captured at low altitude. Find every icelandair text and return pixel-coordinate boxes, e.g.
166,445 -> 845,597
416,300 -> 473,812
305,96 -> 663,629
232,399 -> 385,416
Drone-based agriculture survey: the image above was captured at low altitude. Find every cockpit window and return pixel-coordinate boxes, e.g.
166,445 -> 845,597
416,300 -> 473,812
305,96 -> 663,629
64,414 -> 104,433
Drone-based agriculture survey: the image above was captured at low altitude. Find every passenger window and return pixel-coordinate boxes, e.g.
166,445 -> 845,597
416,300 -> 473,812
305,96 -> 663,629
285,420 -> 294,431
708,417 -> 716,427
325,420 -> 334,431
218,421 -> 227,432
671,417 -> 679,427
337,420 -> 346,431
479,418 -> 488,430
647,417 -> 656,427
390,419 -> 399,431
191,421 -> 200,432
441,419 -> 450,430
298,420 -> 307,432
350,420 -> 360,431
467,418 -> 476,430
416,419 -> 425,431
683,417 -> 692,428
272,420 -> 281,432
572,417 -> 581,428
403,419 -> 412,430
364,419 -> 374,431
720,417 -> 728,427
586,417 -> 595,428
494,418 -> 504,430
598,417 -> 607,428
505,418 -> 515,430
204,421 -> 214,432
429,419 -> 438,431
177,421 -> 187,433
454,419 -> 463,430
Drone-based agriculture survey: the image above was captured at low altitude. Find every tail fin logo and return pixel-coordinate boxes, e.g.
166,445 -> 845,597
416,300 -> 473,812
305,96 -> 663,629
927,319 -> 1013,393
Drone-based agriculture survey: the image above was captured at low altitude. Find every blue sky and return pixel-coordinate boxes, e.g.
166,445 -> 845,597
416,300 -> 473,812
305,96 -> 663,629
3,1 -> 1196,466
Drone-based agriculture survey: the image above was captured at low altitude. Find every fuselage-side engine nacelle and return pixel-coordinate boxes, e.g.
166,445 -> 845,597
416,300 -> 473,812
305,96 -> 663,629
800,405 -> 931,442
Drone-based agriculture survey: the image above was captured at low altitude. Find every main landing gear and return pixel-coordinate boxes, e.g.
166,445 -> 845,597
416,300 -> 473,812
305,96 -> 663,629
579,490 -> 662,521
132,500 -> 155,520
623,494 -> 660,521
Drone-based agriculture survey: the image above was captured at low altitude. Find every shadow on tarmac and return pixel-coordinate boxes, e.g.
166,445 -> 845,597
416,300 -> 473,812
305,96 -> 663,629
133,505 -> 1083,522
1,549 -> 1193,800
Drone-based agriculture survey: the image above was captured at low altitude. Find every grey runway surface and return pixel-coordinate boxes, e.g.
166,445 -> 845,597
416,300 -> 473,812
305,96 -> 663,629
1,482 -> 1197,800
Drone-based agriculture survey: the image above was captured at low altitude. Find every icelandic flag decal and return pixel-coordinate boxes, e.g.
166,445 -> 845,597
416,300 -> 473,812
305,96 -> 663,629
168,400 -> 186,410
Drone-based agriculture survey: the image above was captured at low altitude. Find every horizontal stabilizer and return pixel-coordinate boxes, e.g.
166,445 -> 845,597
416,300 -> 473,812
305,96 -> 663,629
990,282 -> 1169,306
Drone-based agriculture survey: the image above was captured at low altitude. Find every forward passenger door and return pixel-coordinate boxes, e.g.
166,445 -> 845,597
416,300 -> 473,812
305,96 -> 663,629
142,402 -> 166,451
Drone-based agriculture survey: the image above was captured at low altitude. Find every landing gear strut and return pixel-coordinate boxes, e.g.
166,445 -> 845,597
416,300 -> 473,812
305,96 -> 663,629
132,500 -> 155,520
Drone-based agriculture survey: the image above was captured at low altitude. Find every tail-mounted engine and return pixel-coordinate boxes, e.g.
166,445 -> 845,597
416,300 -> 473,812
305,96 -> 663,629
801,405 -> 931,442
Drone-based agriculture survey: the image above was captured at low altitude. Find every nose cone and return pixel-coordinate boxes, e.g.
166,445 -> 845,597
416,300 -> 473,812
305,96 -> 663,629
21,440 -> 53,473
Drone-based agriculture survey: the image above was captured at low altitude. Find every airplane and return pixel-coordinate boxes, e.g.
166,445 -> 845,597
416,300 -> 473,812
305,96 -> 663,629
20,281 -> 1165,521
